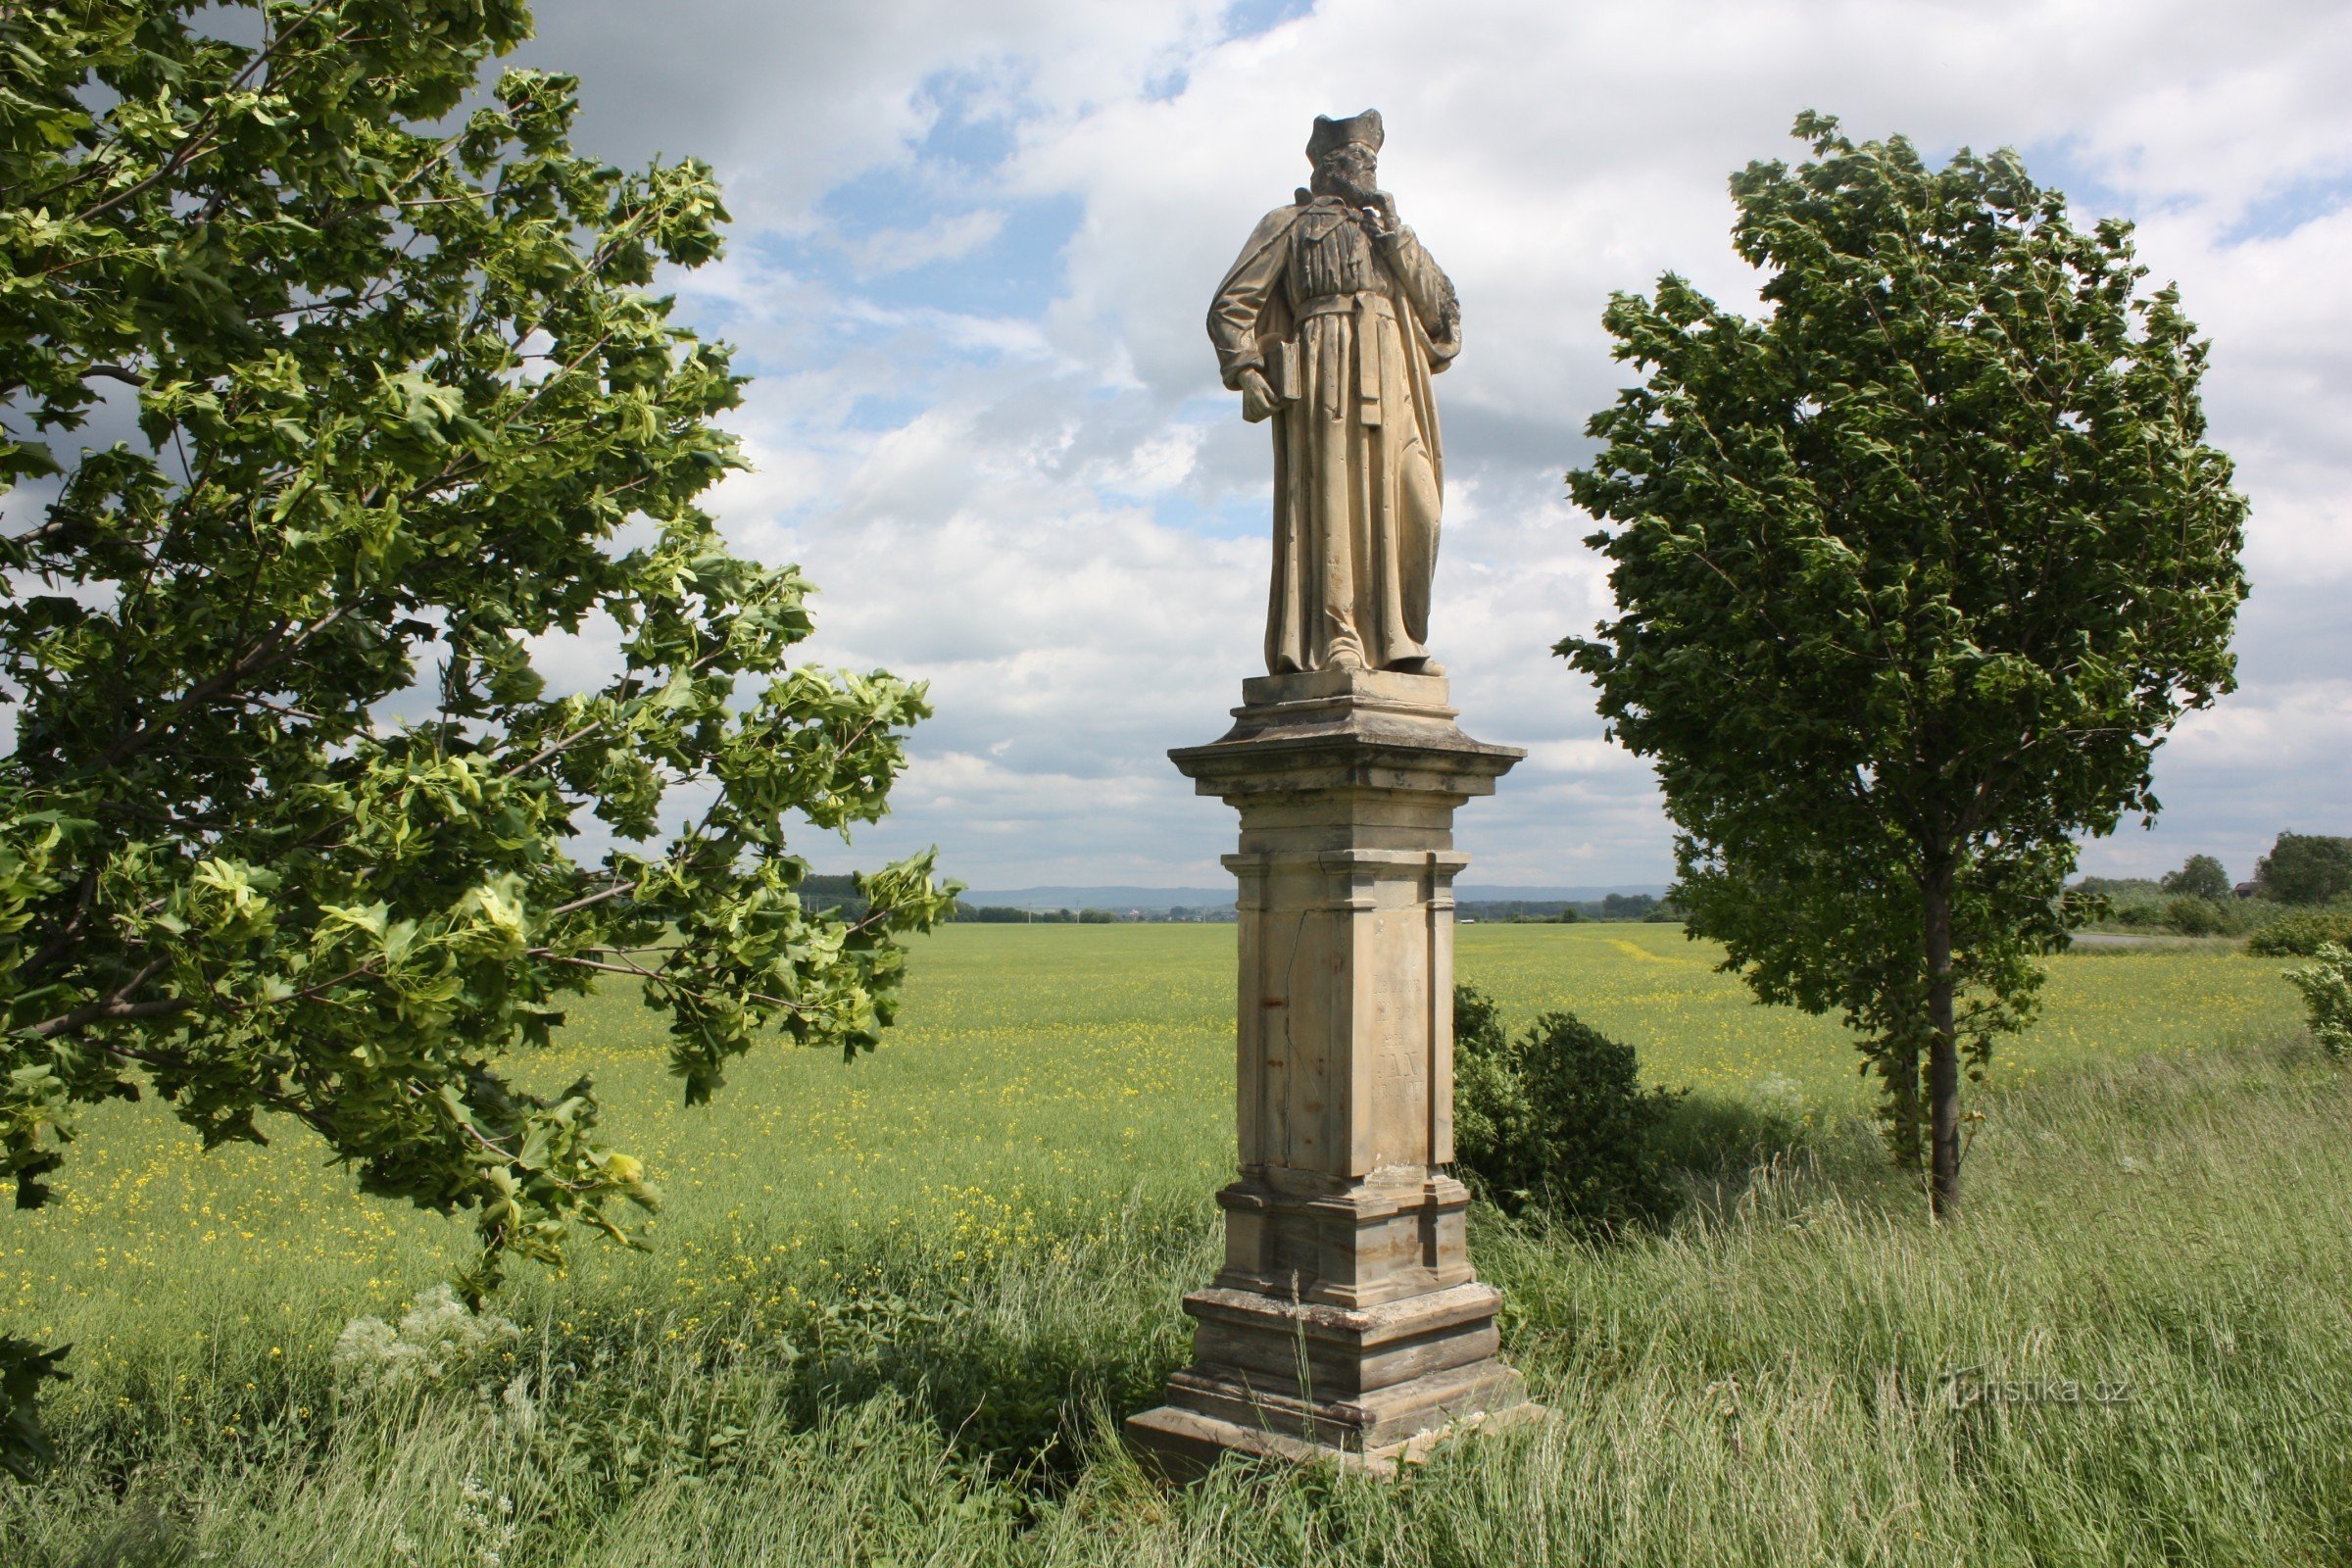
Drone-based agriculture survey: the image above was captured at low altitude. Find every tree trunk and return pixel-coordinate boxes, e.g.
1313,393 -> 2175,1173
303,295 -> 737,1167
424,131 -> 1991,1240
1924,870 -> 1960,1218
1884,1040 -> 1923,1170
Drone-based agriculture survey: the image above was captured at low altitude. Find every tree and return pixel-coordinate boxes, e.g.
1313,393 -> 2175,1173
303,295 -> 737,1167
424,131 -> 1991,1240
2160,855 -> 2233,902
1561,114 -> 2246,1215
0,0 -> 955,1471
2255,834 -> 2352,906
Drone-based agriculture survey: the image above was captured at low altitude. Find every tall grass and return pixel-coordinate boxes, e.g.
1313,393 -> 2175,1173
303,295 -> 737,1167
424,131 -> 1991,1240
6,928 -> 2340,1564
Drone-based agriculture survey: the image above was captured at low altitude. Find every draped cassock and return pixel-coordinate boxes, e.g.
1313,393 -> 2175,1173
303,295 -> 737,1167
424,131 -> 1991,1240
1206,191 -> 1462,674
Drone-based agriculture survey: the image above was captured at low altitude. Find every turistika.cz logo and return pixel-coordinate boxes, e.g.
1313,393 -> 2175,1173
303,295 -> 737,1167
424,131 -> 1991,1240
1938,1365 -> 2135,1410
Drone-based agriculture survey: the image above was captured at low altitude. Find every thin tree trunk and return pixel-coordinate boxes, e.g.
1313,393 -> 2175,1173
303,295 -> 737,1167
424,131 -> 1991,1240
1884,1040 -> 1923,1169
1924,869 -> 1960,1218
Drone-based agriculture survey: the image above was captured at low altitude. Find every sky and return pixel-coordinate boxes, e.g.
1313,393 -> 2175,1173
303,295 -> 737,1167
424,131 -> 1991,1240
507,0 -> 2352,892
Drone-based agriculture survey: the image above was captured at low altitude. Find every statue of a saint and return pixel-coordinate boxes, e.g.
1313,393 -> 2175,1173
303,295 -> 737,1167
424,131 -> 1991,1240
1208,109 -> 1461,675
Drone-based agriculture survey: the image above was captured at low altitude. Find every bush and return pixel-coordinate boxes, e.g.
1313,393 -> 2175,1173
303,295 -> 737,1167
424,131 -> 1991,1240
2284,944 -> 2352,1061
2246,911 -> 2352,957
1451,985 -> 1686,1232
2164,896 -> 2236,937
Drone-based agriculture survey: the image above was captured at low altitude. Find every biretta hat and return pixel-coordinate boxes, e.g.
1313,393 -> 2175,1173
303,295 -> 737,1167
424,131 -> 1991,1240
1306,109 -> 1383,162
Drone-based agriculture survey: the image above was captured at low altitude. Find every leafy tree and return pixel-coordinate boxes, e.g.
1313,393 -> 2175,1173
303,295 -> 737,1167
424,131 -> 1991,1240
1561,114 -> 2246,1214
2255,834 -> 2352,906
2160,854 -> 2233,903
0,0 -> 954,1471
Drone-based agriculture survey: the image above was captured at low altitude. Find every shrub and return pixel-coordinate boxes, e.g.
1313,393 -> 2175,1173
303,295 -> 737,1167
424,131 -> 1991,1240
1451,985 -> 1686,1231
2284,944 -> 2352,1061
1455,982 -> 1509,1059
2164,896 -> 2236,937
2246,912 -> 2352,957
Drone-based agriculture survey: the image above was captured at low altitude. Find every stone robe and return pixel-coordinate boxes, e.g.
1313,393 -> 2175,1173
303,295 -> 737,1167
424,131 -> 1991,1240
1207,193 -> 1461,673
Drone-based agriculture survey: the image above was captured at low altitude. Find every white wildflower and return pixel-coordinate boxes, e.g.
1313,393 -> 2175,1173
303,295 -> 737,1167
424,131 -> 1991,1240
330,1285 -> 520,1393
499,1372 -> 538,1433
1748,1072 -> 1807,1123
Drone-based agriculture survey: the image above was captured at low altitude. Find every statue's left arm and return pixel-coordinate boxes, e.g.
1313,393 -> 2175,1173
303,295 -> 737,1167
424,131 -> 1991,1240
1377,226 -> 1462,371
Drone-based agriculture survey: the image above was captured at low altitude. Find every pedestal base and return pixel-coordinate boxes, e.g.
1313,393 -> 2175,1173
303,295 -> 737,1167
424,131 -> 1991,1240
1127,1276 -> 1535,1476
1126,1400 -> 1544,1480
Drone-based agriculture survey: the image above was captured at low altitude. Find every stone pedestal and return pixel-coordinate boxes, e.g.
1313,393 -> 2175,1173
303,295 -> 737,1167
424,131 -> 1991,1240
1126,668 -> 1536,1475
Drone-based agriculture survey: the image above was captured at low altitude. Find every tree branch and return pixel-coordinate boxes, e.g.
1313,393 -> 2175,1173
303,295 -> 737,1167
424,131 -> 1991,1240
14,959 -> 184,1039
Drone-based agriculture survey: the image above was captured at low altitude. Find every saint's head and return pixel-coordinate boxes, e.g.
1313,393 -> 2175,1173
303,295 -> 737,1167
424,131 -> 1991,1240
1307,110 -> 1382,204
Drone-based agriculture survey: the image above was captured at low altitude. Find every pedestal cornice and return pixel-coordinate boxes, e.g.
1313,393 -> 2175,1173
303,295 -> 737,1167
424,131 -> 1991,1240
1169,670 -> 1524,804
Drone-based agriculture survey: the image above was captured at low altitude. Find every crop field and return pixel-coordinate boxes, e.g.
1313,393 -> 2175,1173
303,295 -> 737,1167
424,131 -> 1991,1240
8,923 -> 2345,1566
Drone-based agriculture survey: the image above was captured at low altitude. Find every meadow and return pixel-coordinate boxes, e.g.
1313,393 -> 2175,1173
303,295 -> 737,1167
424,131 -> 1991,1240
7,923 -> 2344,1566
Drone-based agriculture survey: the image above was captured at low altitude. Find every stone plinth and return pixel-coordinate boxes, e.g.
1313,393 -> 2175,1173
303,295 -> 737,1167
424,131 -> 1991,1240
1126,668 -> 1535,1476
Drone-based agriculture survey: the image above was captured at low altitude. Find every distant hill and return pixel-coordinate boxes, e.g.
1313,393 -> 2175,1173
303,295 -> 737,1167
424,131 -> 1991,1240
956,883 -> 1668,911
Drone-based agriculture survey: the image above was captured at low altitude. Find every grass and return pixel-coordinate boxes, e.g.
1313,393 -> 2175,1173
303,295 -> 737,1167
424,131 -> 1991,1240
5,923 -> 2340,1565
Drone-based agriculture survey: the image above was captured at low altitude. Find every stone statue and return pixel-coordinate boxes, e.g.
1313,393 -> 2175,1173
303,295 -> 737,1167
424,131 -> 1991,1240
1208,109 -> 1462,676
1129,112 -> 1529,1476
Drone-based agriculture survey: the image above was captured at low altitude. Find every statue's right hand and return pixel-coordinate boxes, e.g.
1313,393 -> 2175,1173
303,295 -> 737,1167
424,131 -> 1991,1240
1238,368 -> 1279,423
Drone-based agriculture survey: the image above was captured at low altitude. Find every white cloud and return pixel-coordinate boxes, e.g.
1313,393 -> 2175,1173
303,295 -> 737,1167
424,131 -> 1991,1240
838,209 -> 1009,274
516,0 -> 2352,889
514,0 -> 1236,229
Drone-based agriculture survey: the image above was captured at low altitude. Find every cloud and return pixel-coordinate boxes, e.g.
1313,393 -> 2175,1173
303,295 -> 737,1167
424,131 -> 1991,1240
509,0 -> 2352,889
512,0 -> 1236,229
837,209 -> 1009,274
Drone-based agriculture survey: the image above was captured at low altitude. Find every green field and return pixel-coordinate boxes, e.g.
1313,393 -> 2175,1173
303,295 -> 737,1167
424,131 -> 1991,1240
9,923 -> 2346,1565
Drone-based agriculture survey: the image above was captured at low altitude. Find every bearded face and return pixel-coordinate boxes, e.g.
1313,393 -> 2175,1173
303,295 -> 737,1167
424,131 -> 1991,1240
1311,144 -> 1379,204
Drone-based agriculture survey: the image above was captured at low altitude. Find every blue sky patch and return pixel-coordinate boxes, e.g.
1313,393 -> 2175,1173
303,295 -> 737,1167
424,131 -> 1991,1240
1222,0 -> 1316,42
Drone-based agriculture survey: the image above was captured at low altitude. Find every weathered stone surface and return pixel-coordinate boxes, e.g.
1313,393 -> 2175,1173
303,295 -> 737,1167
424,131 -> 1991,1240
1127,669 -> 1536,1475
